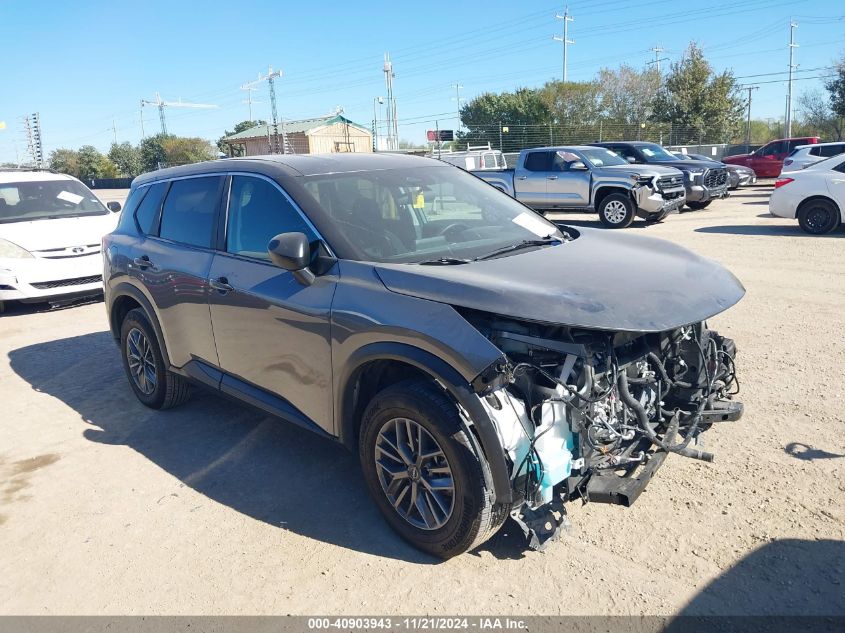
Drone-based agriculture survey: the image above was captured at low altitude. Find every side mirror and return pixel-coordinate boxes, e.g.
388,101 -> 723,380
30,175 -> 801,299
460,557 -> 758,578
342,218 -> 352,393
268,232 -> 315,286
626,156 -> 637,164
570,161 -> 588,171
106,201 -> 122,213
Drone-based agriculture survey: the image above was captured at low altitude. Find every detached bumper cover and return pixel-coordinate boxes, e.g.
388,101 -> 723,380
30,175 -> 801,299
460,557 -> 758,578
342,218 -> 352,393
634,184 -> 686,216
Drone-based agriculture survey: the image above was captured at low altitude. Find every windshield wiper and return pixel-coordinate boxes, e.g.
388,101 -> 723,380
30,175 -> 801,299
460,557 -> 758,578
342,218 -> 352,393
418,257 -> 471,265
473,236 -> 561,262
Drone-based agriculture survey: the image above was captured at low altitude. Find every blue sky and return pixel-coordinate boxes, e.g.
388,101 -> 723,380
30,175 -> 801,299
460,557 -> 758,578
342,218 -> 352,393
1,0 -> 843,163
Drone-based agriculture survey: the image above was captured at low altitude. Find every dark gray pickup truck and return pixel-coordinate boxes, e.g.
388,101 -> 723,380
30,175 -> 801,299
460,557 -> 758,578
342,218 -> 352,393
472,145 -> 686,228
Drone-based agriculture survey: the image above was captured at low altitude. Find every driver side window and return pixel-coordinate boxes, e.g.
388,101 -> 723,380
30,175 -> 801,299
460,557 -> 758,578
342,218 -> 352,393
226,176 -> 313,261
762,141 -> 784,156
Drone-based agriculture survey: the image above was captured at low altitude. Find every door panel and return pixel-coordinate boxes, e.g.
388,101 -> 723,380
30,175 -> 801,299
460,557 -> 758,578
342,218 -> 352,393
207,254 -> 337,432
516,151 -> 552,206
547,151 -> 590,205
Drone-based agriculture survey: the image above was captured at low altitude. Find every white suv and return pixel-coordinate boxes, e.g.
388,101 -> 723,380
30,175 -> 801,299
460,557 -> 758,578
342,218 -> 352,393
0,169 -> 122,312
781,142 -> 845,174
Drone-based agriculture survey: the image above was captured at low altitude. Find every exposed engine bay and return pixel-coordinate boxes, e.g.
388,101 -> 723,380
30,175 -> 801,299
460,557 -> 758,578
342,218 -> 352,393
462,308 -> 743,549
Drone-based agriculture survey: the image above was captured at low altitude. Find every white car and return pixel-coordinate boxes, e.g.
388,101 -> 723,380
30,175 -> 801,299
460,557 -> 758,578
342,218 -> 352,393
780,142 -> 845,174
769,154 -> 845,234
0,169 -> 122,312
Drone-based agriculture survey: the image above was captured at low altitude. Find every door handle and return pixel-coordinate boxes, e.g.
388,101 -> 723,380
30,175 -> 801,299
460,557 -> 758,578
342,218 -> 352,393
209,277 -> 234,292
133,256 -> 153,269
516,176 -> 528,180
547,175 -> 558,180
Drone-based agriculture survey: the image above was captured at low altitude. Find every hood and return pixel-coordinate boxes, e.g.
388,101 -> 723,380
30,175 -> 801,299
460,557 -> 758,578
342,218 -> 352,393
601,164 -> 684,177
722,154 -> 751,164
0,213 -> 119,252
649,159 -> 723,171
374,228 -> 745,333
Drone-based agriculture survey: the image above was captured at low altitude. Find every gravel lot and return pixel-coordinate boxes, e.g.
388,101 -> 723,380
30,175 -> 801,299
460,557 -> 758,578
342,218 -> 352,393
1,185 -> 843,616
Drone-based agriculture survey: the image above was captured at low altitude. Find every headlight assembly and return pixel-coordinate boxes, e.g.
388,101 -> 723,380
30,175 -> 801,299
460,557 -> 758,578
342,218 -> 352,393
0,238 -> 34,259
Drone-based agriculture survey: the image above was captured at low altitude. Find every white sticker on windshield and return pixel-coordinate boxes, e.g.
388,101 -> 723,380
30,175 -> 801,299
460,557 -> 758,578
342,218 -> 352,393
512,211 -> 552,237
57,191 -> 84,205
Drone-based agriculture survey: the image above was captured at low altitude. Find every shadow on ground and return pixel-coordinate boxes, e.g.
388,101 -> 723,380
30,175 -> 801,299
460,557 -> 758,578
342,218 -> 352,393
784,442 -> 845,461
664,539 -> 845,624
7,331 -> 448,564
696,224 -> 845,237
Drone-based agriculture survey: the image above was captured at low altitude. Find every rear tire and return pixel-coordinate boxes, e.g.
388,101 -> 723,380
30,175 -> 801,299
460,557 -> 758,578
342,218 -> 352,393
358,379 -> 505,559
598,193 -> 635,228
120,308 -> 191,410
687,200 -> 712,210
798,199 -> 840,235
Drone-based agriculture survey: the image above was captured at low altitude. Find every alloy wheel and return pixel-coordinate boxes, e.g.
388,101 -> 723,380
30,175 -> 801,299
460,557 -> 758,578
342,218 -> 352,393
374,417 -> 455,530
603,200 -> 628,224
126,327 -> 157,395
805,206 -> 834,233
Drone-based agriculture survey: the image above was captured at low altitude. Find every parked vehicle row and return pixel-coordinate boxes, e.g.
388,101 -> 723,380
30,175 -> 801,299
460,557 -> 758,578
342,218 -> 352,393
102,153 -> 745,557
780,141 -> 845,174
671,152 -> 757,189
723,136 -> 820,178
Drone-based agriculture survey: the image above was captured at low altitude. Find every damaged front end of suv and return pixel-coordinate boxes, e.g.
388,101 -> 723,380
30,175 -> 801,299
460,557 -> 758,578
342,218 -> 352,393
465,311 -> 742,548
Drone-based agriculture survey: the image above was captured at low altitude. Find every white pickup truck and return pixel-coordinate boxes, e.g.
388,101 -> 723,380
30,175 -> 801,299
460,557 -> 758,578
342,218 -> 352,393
472,146 -> 686,228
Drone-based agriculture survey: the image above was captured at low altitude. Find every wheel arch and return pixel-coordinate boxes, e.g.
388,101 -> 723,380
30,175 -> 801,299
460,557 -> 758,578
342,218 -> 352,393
593,185 -> 633,211
797,195 -> 843,220
108,282 -> 171,368
337,342 -> 513,504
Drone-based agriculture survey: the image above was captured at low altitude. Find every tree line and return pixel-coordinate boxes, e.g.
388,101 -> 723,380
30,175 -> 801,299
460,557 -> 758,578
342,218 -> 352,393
457,43 -> 845,149
49,134 -> 216,180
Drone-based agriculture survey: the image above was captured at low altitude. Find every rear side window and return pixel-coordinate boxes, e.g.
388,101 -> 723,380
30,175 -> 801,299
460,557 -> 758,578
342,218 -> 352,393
819,144 -> 845,158
808,147 -> 822,156
159,176 -> 223,248
226,176 -> 313,260
133,182 -> 167,235
523,151 -> 553,171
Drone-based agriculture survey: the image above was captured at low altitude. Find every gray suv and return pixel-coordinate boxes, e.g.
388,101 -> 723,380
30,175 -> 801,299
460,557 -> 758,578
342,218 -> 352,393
104,154 -> 744,558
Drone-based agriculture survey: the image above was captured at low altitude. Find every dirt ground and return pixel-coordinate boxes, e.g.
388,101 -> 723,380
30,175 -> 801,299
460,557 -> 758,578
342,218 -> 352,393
1,186 -> 843,616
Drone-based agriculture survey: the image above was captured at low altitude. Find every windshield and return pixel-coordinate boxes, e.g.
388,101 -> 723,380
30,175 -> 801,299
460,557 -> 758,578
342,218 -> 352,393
302,165 -> 564,264
638,144 -> 679,162
579,148 -> 628,167
0,179 -> 107,224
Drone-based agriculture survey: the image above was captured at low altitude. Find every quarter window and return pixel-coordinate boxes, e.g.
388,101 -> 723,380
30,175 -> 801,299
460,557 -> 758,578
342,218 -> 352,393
158,176 -> 223,248
819,144 -> 845,158
226,176 -> 313,260
133,182 -> 168,235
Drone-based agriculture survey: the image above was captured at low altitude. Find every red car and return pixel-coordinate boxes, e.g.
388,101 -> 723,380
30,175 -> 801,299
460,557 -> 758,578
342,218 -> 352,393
722,137 -> 820,178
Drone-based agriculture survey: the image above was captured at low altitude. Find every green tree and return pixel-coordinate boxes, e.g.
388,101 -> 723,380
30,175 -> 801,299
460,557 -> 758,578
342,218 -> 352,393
798,89 -> 843,141
826,58 -> 845,119
218,119 -> 266,156
597,66 -> 661,129
161,136 -> 215,166
650,43 -> 745,143
108,142 -> 143,177
49,149 -> 80,177
457,88 -> 550,150
139,134 -> 170,172
539,80 -> 602,127
77,145 -> 107,180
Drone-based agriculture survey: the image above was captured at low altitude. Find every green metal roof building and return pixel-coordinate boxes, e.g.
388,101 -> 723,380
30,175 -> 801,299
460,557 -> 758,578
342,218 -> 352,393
220,115 -> 373,156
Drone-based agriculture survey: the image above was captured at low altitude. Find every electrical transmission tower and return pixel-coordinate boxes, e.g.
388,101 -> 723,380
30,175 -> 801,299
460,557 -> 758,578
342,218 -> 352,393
22,113 -> 44,168
785,19 -> 798,138
242,66 -> 292,154
383,53 -> 399,151
140,93 -> 218,135
553,7 -> 574,82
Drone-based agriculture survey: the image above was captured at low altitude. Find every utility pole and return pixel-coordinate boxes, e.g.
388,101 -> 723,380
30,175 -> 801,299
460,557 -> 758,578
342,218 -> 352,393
744,86 -> 760,153
383,53 -> 399,150
139,104 -> 146,139
648,46 -> 669,73
553,7 -> 574,83
140,92 -> 217,136
241,85 -> 262,122
242,66 -> 290,154
451,82 -> 465,129
373,96 -> 384,151
112,118 -> 117,145
785,19 -> 798,138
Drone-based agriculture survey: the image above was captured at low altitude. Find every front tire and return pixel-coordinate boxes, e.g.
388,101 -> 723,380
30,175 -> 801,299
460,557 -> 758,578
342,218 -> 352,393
798,199 -> 841,235
687,200 -> 712,210
120,308 -> 191,409
358,380 -> 504,559
598,193 -> 635,228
